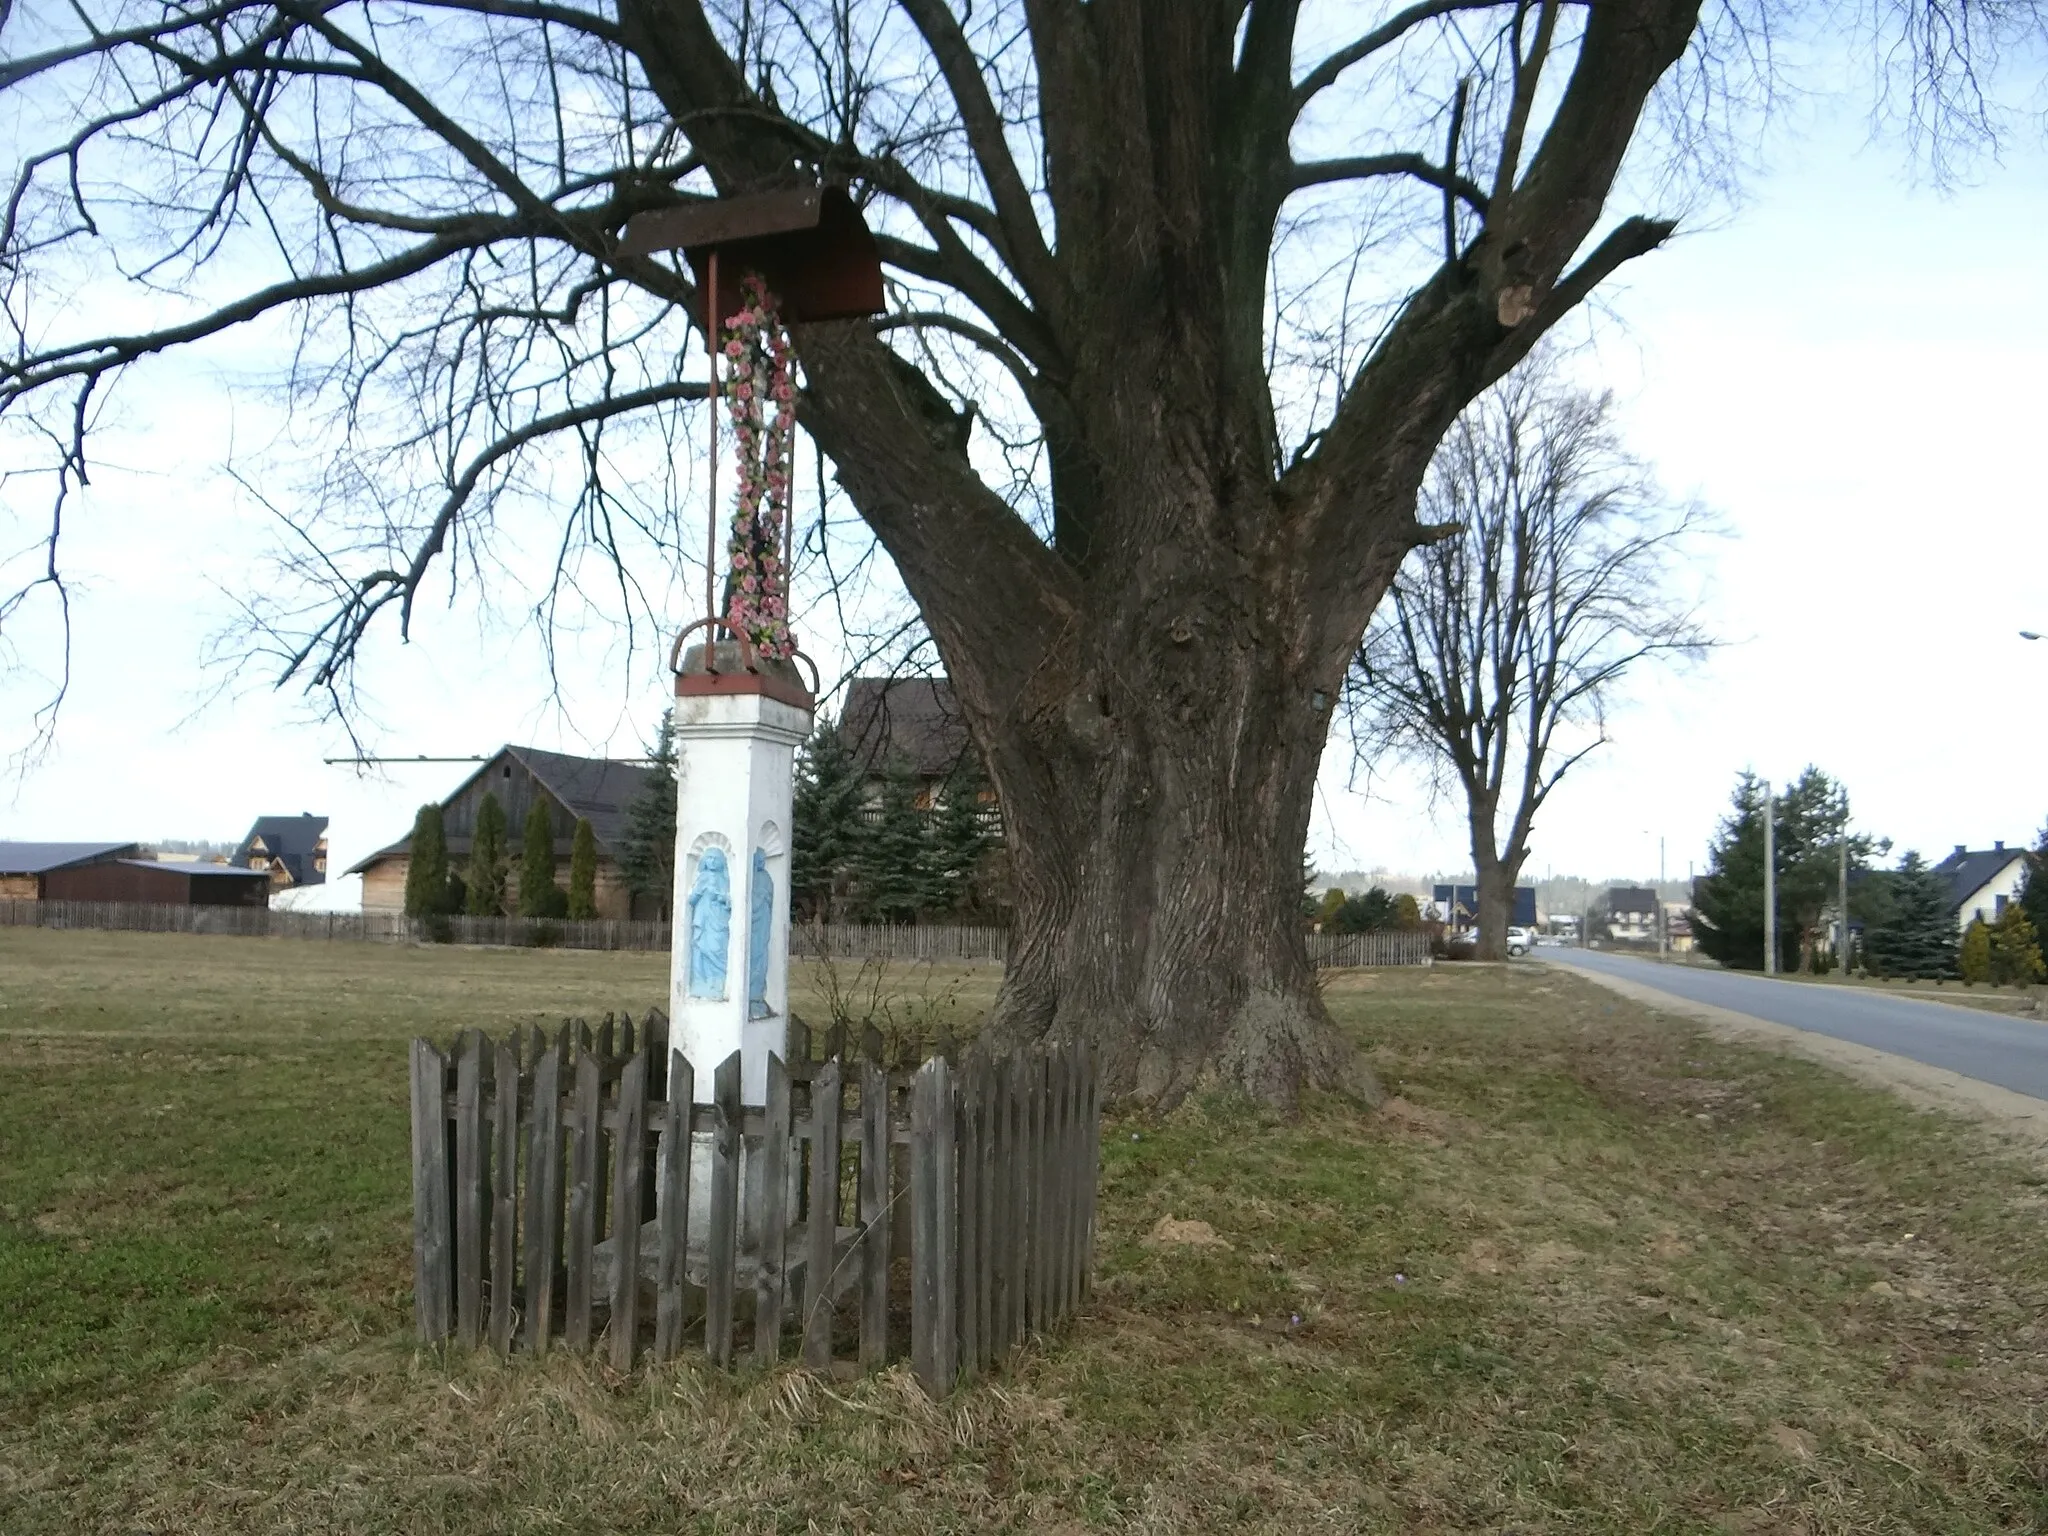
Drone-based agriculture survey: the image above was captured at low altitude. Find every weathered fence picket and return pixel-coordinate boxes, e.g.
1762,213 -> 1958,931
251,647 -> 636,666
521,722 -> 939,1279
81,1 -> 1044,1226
409,1013 -> 1100,1394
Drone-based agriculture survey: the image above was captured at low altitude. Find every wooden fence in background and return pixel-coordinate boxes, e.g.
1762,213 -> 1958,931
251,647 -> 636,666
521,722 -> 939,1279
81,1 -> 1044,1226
1306,930 -> 1433,967
409,1012 -> 1099,1394
1,900 -> 1431,967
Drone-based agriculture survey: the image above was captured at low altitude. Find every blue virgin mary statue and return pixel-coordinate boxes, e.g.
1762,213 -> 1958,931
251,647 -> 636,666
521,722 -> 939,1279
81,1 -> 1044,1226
687,848 -> 731,998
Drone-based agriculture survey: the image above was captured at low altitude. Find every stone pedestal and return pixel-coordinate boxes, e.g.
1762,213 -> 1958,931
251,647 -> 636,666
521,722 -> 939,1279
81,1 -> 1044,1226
668,643 -> 814,1107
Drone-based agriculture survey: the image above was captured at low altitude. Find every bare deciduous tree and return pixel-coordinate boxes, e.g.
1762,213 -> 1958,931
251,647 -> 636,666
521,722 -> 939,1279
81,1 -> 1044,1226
1345,364 -> 1709,960
0,2 -> 2031,1105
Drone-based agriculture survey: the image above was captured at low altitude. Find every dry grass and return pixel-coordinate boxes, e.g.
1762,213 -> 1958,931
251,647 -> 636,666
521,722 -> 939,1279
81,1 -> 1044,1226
4,930 -> 2048,1532
1772,970 -> 2048,1019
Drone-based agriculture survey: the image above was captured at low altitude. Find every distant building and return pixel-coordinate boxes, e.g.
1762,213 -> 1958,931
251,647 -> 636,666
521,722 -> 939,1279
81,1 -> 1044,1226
1602,886 -> 1659,945
0,841 -> 141,900
235,815 -> 329,890
348,746 -> 660,918
839,675 -> 1000,832
1431,883 -> 1537,932
41,859 -> 269,907
1934,842 -> 2029,931
1662,902 -> 1694,954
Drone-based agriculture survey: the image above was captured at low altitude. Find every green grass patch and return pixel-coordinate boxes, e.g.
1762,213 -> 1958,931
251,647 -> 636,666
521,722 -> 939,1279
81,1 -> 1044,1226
3,931 -> 2047,1531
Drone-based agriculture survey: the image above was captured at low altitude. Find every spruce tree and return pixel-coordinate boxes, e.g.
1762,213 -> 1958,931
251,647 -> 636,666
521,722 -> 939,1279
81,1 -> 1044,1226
1692,773 -> 1770,970
858,758 -> 927,922
1989,903 -> 2045,986
567,818 -> 599,921
403,803 -> 450,917
2020,822 -> 2048,938
466,791 -> 509,916
518,799 -> 567,917
921,759 -> 993,916
619,708 -> 678,920
791,722 -> 868,920
1864,853 -> 1958,981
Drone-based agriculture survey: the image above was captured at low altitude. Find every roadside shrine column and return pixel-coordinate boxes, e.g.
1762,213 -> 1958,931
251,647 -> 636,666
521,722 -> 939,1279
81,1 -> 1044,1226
668,645 -> 813,1106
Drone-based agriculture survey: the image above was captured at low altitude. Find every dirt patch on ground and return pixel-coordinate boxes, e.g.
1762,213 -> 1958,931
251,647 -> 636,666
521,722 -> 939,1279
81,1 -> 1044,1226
1557,961 -> 2048,1165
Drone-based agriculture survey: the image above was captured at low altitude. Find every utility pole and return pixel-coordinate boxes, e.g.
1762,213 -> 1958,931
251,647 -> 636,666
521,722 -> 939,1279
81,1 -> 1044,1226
1658,836 -> 1668,959
1839,836 -> 1851,975
1762,778 -> 1776,976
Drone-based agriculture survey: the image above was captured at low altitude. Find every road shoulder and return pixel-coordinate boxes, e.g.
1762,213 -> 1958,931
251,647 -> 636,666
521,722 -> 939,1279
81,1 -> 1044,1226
1553,959 -> 2048,1161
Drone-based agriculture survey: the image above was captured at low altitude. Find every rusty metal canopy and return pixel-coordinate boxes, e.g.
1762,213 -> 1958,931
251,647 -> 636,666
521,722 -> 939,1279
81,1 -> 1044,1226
619,185 -> 884,339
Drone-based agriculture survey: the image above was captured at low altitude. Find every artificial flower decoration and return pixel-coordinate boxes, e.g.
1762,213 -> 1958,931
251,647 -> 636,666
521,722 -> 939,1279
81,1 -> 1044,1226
720,272 -> 798,660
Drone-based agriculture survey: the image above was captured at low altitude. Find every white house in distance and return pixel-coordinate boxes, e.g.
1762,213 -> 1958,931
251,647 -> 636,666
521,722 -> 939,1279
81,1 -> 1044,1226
1934,843 -> 2030,931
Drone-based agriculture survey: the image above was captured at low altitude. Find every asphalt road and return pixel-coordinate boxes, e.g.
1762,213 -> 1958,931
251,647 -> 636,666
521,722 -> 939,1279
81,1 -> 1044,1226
1548,948 -> 2048,1101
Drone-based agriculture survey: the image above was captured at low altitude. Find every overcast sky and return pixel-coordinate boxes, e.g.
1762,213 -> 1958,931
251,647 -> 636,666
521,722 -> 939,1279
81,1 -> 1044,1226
3,87 -> 2044,900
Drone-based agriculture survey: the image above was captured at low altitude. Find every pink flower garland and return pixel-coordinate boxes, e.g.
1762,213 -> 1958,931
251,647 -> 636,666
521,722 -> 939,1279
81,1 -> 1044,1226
720,271 -> 797,660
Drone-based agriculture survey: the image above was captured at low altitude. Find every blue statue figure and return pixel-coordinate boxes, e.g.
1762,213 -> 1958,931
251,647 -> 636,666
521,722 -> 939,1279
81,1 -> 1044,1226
748,848 -> 774,1019
687,848 -> 731,998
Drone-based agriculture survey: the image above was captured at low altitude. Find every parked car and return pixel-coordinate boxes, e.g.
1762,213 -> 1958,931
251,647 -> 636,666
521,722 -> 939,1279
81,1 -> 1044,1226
1474,928 -> 1535,957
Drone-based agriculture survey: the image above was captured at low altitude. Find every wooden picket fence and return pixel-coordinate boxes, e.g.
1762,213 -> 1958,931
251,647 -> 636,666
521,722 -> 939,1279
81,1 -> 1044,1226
409,1011 -> 1100,1394
1305,930 -> 1433,968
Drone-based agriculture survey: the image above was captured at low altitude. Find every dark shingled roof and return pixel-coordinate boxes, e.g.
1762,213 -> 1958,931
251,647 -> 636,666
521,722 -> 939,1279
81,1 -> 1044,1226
345,746 -> 657,873
235,814 -> 328,887
1606,886 -> 1658,917
839,676 -> 975,779
504,746 -> 653,853
0,840 -> 140,875
1933,845 -> 2026,910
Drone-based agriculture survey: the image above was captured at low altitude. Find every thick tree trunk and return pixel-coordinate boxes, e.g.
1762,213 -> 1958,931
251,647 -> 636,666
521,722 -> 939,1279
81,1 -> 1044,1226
1473,854 -> 1524,964
976,633 -> 1377,1112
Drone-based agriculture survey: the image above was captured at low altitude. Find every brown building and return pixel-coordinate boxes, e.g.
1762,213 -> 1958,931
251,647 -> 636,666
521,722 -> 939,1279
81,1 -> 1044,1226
42,858 -> 270,906
0,841 -> 141,899
840,676 -> 999,832
349,746 -> 660,918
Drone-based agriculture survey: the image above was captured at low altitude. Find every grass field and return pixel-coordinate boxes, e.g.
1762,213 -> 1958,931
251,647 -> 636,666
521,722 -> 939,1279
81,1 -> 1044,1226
4,930 -> 2048,1532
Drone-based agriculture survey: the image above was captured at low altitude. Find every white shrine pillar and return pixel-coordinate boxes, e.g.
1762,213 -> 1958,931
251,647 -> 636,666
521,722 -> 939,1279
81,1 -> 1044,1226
669,643 -> 813,1106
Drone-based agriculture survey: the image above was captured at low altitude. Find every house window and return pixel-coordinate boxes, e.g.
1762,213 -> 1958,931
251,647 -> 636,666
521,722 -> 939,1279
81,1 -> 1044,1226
1996,894 -> 2009,917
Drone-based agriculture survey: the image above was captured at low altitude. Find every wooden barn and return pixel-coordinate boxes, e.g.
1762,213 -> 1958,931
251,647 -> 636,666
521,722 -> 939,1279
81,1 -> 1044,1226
0,841 -> 141,900
41,858 -> 271,906
349,746 -> 659,919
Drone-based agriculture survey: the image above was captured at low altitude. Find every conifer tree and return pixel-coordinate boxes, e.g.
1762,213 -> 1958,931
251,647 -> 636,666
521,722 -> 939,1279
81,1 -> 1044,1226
517,799 -> 567,917
403,803 -> 450,917
859,758 -> 927,922
619,709 -> 677,920
1692,774 -> 1770,970
791,722 -> 868,920
1395,894 -> 1424,930
1864,853 -> 1958,981
922,759 -> 993,916
567,818 -> 599,921
466,791 -> 509,917
1988,902 -> 2045,986
2019,823 -> 2048,938
1960,918 -> 1992,984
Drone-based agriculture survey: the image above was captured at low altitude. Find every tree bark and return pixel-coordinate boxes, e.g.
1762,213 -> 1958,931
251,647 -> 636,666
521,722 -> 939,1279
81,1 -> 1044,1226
1474,850 -> 1525,965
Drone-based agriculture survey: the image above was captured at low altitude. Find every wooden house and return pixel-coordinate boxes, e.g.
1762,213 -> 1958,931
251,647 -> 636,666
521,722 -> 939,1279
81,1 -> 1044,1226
840,676 -> 1000,832
349,747 -> 660,919
234,814 -> 329,890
